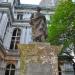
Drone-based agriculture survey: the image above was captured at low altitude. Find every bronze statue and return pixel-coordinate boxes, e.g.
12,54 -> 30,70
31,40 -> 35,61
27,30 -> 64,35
30,7 -> 47,42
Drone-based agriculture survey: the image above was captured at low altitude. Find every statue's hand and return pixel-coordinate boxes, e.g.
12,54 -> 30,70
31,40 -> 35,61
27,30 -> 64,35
29,20 -> 33,25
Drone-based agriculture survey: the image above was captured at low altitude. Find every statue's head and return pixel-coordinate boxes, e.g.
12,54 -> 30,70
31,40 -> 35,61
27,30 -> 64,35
36,7 -> 41,12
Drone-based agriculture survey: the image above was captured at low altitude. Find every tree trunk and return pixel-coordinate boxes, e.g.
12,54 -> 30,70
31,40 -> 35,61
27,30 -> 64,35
73,43 -> 75,75
73,63 -> 75,75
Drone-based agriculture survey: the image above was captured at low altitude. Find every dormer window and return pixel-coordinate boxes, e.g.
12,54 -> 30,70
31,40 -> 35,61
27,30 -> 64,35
17,13 -> 23,20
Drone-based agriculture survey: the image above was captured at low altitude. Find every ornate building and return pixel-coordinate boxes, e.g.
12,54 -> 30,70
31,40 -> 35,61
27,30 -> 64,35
0,0 -> 55,75
0,0 -> 74,75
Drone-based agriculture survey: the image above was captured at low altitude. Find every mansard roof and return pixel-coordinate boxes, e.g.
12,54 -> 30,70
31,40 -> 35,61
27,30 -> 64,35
15,4 -> 55,11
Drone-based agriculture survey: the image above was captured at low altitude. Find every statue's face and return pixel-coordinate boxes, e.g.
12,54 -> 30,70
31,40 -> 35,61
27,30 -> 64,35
36,7 -> 41,12
37,10 -> 40,12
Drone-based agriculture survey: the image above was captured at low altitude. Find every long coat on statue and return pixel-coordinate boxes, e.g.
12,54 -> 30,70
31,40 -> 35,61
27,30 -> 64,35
30,12 -> 47,42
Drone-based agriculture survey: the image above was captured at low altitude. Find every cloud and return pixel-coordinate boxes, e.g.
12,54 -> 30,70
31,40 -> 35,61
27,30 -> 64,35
20,0 -> 42,5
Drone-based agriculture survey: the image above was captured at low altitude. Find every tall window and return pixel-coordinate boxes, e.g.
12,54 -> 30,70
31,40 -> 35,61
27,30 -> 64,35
0,12 -> 4,22
3,21 -> 10,40
10,28 -> 21,50
5,64 -> 15,75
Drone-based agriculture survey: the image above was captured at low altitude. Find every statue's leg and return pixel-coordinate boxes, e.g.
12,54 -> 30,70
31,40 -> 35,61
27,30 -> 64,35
35,35 -> 45,42
34,36 -> 42,42
41,35 -> 45,42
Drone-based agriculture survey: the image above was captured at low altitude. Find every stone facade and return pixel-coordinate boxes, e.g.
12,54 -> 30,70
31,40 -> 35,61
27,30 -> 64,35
18,42 -> 62,75
0,0 -> 74,75
0,0 -> 55,75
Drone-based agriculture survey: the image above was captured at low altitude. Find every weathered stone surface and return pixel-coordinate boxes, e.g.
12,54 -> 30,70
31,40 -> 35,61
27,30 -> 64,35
18,42 -> 62,75
26,63 -> 52,75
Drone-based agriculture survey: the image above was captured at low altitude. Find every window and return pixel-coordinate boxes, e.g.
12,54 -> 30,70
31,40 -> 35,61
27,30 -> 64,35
0,12 -> 4,22
5,64 -> 15,75
10,28 -> 21,50
0,0 -> 4,3
3,21 -> 10,40
17,13 -> 23,20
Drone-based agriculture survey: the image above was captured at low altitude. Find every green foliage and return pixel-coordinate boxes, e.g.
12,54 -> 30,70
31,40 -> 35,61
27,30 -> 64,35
48,0 -> 75,43
47,0 -> 75,55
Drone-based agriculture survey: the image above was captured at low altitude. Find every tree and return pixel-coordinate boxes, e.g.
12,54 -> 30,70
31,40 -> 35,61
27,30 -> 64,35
47,0 -> 75,73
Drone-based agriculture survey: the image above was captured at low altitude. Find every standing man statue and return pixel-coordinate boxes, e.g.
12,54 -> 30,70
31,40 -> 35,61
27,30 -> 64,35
30,7 -> 47,42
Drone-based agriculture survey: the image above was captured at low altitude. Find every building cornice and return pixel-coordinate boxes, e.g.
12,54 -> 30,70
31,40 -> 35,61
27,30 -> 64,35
15,4 -> 55,11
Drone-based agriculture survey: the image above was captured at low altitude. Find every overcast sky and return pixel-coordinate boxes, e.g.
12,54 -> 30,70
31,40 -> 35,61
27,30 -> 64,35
72,0 -> 75,2
20,0 -> 42,5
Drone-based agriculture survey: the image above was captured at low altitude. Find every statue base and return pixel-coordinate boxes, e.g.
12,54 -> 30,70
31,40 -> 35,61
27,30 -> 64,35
18,42 -> 62,75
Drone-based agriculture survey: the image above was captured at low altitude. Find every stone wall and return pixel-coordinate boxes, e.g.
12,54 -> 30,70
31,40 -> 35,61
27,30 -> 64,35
18,42 -> 62,75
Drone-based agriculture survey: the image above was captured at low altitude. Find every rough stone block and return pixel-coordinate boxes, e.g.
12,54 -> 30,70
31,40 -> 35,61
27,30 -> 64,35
18,42 -> 62,75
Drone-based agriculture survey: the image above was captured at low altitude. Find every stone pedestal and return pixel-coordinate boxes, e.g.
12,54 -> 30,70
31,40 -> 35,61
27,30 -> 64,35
18,42 -> 62,75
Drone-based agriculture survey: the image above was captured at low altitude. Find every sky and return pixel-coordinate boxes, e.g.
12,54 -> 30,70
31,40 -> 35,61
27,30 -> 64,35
20,0 -> 42,5
72,0 -> 75,2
